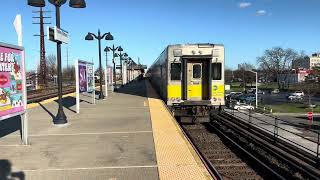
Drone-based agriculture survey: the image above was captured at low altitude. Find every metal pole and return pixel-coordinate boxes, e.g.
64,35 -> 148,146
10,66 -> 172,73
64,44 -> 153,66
274,117 -> 278,143
113,49 -> 116,90
256,72 -> 258,108
75,60 -> 80,114
120,52 -> 123,85
54,5 -> 67,125
317,119 -> 319,162
105,50 -> 108,97
98,30 -> 104,99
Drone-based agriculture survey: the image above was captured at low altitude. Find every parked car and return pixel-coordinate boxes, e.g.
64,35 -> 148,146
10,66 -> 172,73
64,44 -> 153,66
234,102 -> 254,110
292,91 -> 304,97
288,94 -> 303,101
247,88 -> 255,93
271,89 -> 280,94
226,92 -> 242,100
257,89 -> 265,95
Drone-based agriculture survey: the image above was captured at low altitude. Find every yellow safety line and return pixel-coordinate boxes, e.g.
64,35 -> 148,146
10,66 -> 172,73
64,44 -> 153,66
146,81 -> 213,180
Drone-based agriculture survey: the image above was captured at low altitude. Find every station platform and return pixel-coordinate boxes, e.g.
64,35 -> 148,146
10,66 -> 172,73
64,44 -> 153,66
0,80 -> 212,180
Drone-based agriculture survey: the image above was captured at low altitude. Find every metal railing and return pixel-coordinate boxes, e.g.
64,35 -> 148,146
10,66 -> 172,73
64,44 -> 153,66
225,107 -> 320,163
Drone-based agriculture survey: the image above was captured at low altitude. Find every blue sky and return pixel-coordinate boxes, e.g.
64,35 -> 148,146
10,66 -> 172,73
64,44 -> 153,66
0,0 -> 320,71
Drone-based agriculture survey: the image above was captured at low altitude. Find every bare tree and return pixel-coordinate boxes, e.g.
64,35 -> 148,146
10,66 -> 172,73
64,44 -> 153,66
257,47 -> 298,89
225,67 -> 234,84
237,62 -> 256,90
46,54 -> 57,79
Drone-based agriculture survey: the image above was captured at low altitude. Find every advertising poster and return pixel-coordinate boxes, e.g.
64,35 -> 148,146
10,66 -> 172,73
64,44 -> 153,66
0,45 -> 24,117
86,63 -> 94,93
78,61 -> 87,93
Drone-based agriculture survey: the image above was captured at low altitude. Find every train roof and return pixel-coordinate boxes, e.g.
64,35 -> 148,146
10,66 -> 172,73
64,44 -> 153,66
166,43 -> 224,49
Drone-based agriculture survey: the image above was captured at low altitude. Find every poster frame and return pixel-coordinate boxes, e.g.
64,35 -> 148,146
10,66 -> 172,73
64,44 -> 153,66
0,42 -> 27,144
75,59 -> 95,114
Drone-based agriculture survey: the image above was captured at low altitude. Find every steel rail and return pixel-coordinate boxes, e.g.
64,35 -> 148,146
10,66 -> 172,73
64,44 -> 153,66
180,124 -> 223,180
207,121 -> 285,179
215,113 -> 320,179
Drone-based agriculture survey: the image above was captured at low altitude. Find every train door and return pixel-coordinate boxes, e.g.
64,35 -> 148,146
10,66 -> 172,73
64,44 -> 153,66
183,59 -> 210,101
187,62 -> 202,100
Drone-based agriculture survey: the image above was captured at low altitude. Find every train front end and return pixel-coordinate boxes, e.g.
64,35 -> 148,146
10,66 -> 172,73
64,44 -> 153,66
167,44 -> 225,120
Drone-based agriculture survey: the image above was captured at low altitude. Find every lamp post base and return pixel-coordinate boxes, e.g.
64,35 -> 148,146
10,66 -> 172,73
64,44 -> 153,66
54,109 -> 67,124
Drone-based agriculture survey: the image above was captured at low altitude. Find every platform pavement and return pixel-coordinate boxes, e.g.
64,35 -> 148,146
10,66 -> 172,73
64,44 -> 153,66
0,81 -> 159,180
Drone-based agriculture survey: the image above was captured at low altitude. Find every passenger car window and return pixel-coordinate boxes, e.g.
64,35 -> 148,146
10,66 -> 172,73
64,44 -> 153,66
212,63 -> 222,80
193,64 -> 201,79
171,63 -> 181,80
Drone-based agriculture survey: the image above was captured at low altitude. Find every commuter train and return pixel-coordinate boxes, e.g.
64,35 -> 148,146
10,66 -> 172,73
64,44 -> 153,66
146,44 -> 225,122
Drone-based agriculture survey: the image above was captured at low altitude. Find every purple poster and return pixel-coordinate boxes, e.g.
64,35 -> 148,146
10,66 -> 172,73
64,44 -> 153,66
78,62 -> 87,93
0,44 -> 25,117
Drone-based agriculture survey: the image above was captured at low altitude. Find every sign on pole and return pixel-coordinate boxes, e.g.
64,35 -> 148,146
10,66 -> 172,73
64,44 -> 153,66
13,14 -> 23,47
47,26 -> 69,44
0,42 -> 27,144
75,60 -> 95,114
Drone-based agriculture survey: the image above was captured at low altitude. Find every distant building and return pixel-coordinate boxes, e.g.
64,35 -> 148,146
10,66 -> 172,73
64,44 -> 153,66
310,53 -> 320,69
278,69 -> 310,85
292,56 -> 310,69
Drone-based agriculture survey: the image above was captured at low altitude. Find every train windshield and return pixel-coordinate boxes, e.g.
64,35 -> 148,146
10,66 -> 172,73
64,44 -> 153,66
171,63 -> 181,80
212,63 -> 222,80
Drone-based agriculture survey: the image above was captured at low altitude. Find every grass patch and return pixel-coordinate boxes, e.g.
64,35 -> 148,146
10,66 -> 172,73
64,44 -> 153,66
262,103 -> 320,113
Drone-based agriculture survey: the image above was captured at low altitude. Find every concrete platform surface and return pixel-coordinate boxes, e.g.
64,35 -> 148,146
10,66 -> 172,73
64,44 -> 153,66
0,81 -> 158,180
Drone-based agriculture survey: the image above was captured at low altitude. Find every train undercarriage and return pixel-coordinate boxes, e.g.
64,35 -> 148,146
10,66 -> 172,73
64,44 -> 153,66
171,103 -> 222,123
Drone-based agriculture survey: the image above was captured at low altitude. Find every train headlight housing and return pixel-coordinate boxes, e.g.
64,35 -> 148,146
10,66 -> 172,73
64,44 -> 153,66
213,85 -> 218,91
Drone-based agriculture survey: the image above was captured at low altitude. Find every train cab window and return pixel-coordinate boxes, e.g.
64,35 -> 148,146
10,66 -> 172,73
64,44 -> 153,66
212,63 -> 222,80
193,64 -> 201,79
171,63 -> 181,80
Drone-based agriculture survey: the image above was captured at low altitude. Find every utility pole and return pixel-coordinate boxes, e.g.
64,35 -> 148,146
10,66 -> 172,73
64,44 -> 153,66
32,7 -> 51,88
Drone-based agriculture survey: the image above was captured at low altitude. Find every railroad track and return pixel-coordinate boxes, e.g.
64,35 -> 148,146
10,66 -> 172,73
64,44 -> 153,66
27,87 -> 75,103
180,112 -> 320,179
182,123 -> 266,179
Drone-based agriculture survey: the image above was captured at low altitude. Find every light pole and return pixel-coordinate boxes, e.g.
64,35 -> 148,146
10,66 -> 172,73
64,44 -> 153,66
248,70 -> 258,108
28,0 -> 86,125
104,47 -> 110,97
121,53 -> 128,85
114,50 -> 127,86
105,45 -> 122,90
85,30 -> 113,99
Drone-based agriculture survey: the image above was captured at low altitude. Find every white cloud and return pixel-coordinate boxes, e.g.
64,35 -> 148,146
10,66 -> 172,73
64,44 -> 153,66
256,10 -> 267,16
239,2 -> 252,8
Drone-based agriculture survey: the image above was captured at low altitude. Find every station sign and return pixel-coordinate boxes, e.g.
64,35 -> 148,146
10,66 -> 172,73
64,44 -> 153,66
0,43 -> 26,119
47,26 -> 69,44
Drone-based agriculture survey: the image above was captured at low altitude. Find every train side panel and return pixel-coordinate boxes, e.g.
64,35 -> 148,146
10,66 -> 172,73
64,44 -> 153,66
147,48 -> 168,101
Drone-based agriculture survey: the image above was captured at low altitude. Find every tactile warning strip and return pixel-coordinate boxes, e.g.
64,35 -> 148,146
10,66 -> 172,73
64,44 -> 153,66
146,81 -> 213,180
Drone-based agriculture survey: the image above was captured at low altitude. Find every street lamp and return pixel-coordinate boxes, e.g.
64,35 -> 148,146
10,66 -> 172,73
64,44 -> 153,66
85,30 -> 113,99
104,47 -> 110,96
105,45 -> 121,90
116,51 -> 127,85
247,70 -> 258,108
28,0 -> 86,125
